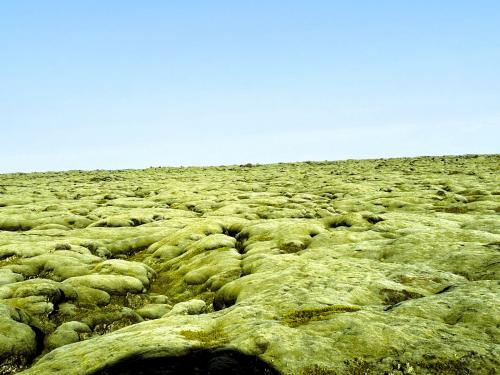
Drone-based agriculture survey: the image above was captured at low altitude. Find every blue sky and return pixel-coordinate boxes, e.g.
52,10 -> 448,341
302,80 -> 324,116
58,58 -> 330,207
1,1 -> 499,172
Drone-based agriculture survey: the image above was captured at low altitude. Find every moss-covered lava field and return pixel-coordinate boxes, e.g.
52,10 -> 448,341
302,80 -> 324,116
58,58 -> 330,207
0,154 -> 499,374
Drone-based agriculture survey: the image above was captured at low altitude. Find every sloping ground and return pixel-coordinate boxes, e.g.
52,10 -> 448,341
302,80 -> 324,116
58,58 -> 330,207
0,154 -> 498,375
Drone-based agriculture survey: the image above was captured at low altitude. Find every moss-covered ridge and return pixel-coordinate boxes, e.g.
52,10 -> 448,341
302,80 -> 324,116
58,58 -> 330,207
0,154 -> 498,374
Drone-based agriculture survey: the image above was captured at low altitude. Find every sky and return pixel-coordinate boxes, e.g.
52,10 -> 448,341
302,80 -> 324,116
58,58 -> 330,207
1,1 -> 499,173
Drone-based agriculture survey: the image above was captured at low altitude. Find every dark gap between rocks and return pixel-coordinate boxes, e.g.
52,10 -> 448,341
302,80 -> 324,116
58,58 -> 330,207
93,348 -> 280,375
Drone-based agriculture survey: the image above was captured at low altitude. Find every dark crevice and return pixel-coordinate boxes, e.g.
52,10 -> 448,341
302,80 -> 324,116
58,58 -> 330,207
324,216 -> 353,229
435,285 -> 455,294
93,348 -> 280,375
30,325 -> 46,362
222,227 -> 240,238
365,215 -> 385,224
212,293 -> 237,312
113,245 -> 150,260
223,228 -> 247,255
235,241 -> 246,255
234,233 -> 249,255
0,226 -> 32,232
130,218 -> 142,227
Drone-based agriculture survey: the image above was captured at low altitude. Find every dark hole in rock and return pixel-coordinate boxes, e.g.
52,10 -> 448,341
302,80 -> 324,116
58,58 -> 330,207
232,231 -> 249,255
93,348 -> 280,375
364,215 -> 385,224
279,239 -> 307,254
235,243 -> 246,255
212,293 -> 237,311
327,219 -> 351,229
130,218 -> 142,227
222,227 -> 239,238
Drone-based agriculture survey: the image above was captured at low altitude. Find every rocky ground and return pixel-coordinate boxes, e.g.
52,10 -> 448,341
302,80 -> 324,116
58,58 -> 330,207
0,154 -> 498,374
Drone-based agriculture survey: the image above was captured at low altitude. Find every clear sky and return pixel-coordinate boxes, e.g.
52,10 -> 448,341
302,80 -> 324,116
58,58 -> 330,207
1,1 -> 499,173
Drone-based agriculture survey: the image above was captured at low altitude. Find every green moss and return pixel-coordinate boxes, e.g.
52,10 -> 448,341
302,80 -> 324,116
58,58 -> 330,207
415,351 -> 487,375
1,155 -> 499,374
299,364 -> 338,375
282,305 -> 361,326
179,321 -> 228,348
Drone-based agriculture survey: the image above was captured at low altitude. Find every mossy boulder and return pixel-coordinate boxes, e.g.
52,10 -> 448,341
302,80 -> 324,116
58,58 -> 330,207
0,269 -> 23,286
136,303 -> 172,319
44,321 -> 91,351
166,299 -> 207,316
63,275 -> 145,295
73,286 -> 111,306
0,315 -> 37,371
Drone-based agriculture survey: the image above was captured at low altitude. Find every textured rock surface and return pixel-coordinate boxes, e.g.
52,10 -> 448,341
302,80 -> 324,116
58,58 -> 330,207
0,154 -> 498,374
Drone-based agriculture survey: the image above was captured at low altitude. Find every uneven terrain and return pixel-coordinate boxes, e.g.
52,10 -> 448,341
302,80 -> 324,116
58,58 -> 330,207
0,154 -> 498,374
